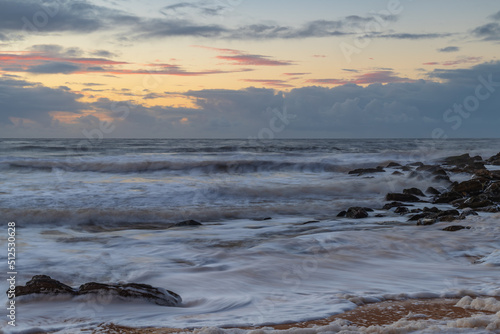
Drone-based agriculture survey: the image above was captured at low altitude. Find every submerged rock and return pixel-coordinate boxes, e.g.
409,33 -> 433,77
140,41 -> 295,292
79,282 -> 181,306
11,275 -> 182,307
385,193 -> 420,202
348,166 -> 385,175
442,225 -> 471,232
174,219 -> 203,226
338,207 -> 372,219
426,187 -> 441,195
403,187 -> 425,197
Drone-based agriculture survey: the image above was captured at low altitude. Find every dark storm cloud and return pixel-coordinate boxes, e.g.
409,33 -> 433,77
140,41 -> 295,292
437,46 -> 460,53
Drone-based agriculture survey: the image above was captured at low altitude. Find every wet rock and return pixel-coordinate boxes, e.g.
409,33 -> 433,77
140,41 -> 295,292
79,282 -> 182,306
409,213 -> 431,221
451,179 -> 484,196
14,275 -> 77,297
392,171 -> 403,176
401,166 -> 412,171
433,175 -> 451,183
432,168 -> 448,176
442,225 -> 471,232
408,162 -> 424,167
458,196 -> 493,209
385,162 -> 402,168
417,218 -> 437,226
423,207 -> 440,213
252,217 -> 272,221
175,219 -> 202,226
403,187 -> 425,197
442,153 -> 475,166
345,207 -> 369,219
437,209 -> 460,217
348,166 -> 385,175
477,206 -> 500,213
426,187 -> 441,195
394,206 -> 409,214
12,275 -> 182,307
487,152 -> 500,165
459,209 -> 478,219
382,202 -> 413,210
337,210 -> 347,217
386,193 -> 420,202
433,191 -> 463,204
438,215 -> 458,222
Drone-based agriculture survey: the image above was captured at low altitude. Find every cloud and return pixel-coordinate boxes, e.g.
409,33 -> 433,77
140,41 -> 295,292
196,46 -> 293,66
90,50 -> 119,58
241,79 -> 294,88
423,56 -> 482,66
472,22 -> 500,41
437,46 -> 460,53
307,70 -> 415,85
0,76 -> 84,125
160,1 -> 237,18
3,62 -> 500,138
371,32 -> 453,39
0,50 -> 246,76
0,0 -> 138,34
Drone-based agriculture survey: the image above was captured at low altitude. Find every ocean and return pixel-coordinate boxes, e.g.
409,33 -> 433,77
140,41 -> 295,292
1,138 -> 500,333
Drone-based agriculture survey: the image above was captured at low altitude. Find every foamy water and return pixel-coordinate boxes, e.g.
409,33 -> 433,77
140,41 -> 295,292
1,139 -> 499,333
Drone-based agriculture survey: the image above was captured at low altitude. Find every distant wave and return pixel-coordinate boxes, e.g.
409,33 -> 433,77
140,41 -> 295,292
1,159 -> 350,174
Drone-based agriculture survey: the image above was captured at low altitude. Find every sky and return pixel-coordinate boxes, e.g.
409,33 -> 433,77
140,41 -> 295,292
0,0 -> 499,138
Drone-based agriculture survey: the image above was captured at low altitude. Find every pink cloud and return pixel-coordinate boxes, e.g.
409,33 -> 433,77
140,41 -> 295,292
194,45 -> 294,66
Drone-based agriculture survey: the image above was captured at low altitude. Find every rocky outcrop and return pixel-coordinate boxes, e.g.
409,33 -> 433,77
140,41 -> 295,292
11,275 -> 182,307
403,187 -> 425,197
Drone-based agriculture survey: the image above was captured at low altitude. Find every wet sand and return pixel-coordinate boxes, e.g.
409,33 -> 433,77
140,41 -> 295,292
92,297 -> 498,333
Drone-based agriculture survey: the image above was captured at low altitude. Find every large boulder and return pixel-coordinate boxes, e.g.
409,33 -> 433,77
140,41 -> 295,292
403,187 -> 425,197
433,191 -> 463,204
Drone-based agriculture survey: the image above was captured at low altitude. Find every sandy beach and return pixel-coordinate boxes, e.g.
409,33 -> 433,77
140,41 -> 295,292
92,297 -> 500,333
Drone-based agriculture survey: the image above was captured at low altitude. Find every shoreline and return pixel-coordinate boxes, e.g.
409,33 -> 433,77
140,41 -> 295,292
93,297 -> 500,333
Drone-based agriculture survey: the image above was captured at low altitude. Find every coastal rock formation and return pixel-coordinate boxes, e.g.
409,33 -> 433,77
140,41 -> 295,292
338,207 -> 372,219
11,275 -> 182,307
348,166 -> 385,175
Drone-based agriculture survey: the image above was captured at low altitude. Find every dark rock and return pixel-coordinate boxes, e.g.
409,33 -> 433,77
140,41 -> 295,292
408,171 -> 420,178
337,210 -> 347,217
394,206 -> 409,214
401,166 -> 412,171
442,225 -> 471,232
175,219 -> 202,227
423,207 -> 440,213
438,215 -> 458,222
487,152 -> 500,165
385,162 -> 402,168
252,217 -> 272,221
437,209 -> 460,217
408,162 -> 424,167
386,193 -> 420,202
348,166 -> 385,175
433,191 -> 463,204
417,218 -> 437,226
433,175 -> 451,183
409,213 -> 431,221
459,196 -> 494,209
12,275 -> 182,307
374,214 -> 385,217
459,209 -> 478,219
451,179 -> 484,196
477,206 -> 500,213
410,208 -> 423,213
301,220 -> 320,225
432,169 -> 448,176
403,187 -> 425,197
442,153 -> 473,166
78,282 -> 181,306
345,207 -> 369,219
14,275 -> 77,297
382,202 -> 413,210
426,187 -> 441,195
392,171 -> 403,176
